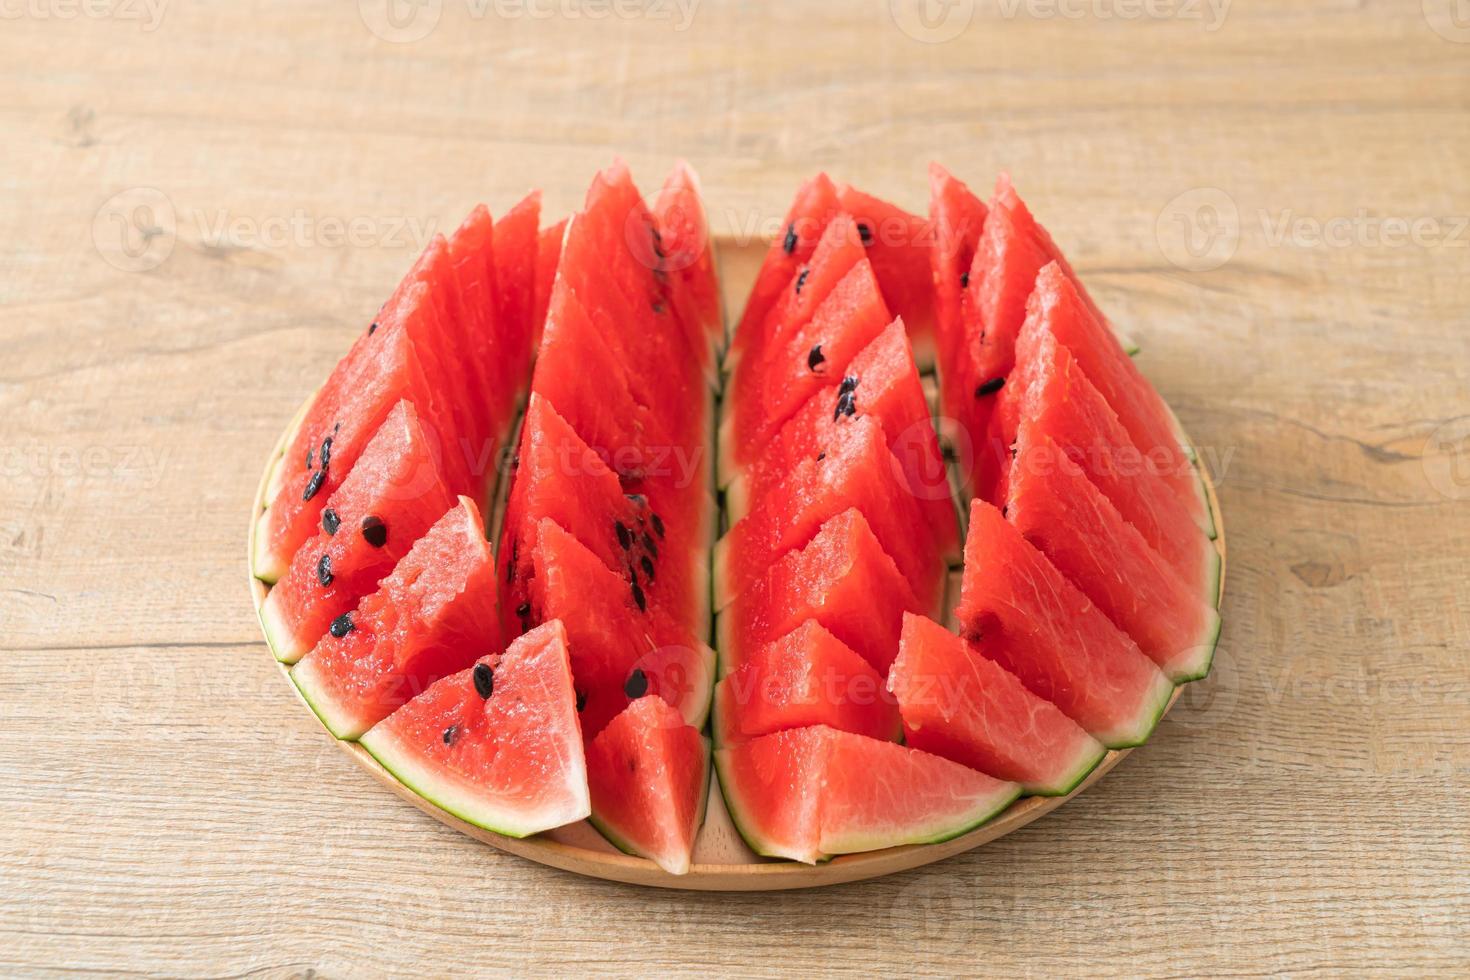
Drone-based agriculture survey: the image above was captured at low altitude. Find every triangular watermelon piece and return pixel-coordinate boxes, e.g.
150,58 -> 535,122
260,400 -> 455,664
956,499 -> 1172,748
889,614 -> 1105,796
492,190 -> 542,412
654,159 -> 724,372
530,217 -> 567,353
359,620 -> 590,838
927,163 -> 988,435
834,182 -> 937,370
292,496 -> 500,739
586,696 -> 710,875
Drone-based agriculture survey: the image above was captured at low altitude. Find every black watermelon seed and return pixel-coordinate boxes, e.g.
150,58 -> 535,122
302,469 -> 325,502
807,344 -> 826,371
795,268 -> 809,294
368,321 -> 379,336
360,515 -> 387,548
640,555 -> 655,581
857,222 -> 872,245
630,576 -> 647,612
816,452 -> 826,461
975,376 -> 1006,397
473,662 -> 494,699
624,668 -> 649,699
834,391 -> 857,421
305,447 -> 314,469
782,223 -> 797,255
1001,505 -> 1009,518
626,492 -> 647,508
651,299 -> 665,315
319,436 -> 333,469
442,724 -> 459,745
515,602 -> 530,626
322,508 -> 340,536
615,521 -> 632,550
650,513 -> 665,539
839,375 -> 859,395
575,689 -> 587,713
316,553 -> 333,587
641,531 -> 657,559
959,271 -> 969,289
329,612 -> 354,638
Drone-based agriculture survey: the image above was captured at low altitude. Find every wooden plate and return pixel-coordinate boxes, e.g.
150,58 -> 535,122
248,234 -> 1226,890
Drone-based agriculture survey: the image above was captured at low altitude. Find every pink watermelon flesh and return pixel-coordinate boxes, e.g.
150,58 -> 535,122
358,620 -> 589,838
716,725 -> 1020,864
889,614 -> 1106,796
729,318 -> 958,562
291,497 -> 500,739
717,508 -> 922,678
713,619 -> 901,747
260,400 -> 455,664
1024,262 -> 1213,536
530,217 -> 567,353
956,499 -> 1173,748
586,695 -> 710,875
1003,320 -> 1219,600
654,159 -> 723,372
714,414 -> 945,617
527,519 -> 713,739
834,182 -> 937,368
927,163 -> 988,430
1007,431 -> 1220,683
492,191 -> 542,411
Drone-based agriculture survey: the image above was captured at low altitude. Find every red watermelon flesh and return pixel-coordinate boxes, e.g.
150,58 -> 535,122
1007,431 -> 1220,683
719,259 -> 892,486
927,163 -> 988,431
586,696 -> 710,875
713,619 -> 901,747
292,496 -> 500,739
1002,320 -> 1219,600
727,319 -> 958,563
260,400 -> 455,664
531,217 -> 567,353
716,725 -> 1019,864
889,614 -> 1105,796
655,159 -> 723,365
713,415 -> 945,617
834,182 -> 937,369
1025,262 -> 1212,536
358,620 -> 589,838
726,173 -> 840,367
957,499 -> 1173,748
716,508 -> 922,678
527,519 -> 714,739
492,191 -> 542,407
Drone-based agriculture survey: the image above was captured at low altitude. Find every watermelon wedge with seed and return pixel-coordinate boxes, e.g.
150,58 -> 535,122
359,620 -> 589,838
927,163 -> 988,433
654,159 -> 724,368
834,182 -> 937,370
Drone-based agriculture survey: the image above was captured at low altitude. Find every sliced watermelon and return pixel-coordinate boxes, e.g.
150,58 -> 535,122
716,508 -> 922,677
492,191 -> 542,406
292,496 -> 500,739
359,620 -> 589,837
716,726 -> 1020,864
444,206 -> 498,455
712,620 -> 901,747
834,182 -> 937,370
957,499 -> 1173,748
531,217 -> 567,353
927,163 -> 988,433
713,415 -> 945,617
654,159 -> 723,365
1003,318 -> 1220,602
586,695 -> 710,875
727,318 -> 958,562
1024,262 -> 1213,536
260,400 -> 454,664
526,518 -> 714,739
889,614 -> 1106,796
1007,431 -> 1220,683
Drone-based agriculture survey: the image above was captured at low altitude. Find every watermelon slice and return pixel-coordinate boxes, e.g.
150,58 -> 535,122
292,497 -> 500,739
715,726 -> 1020,864
530,217 -> 567,353
889,614 -> 1105,796
492,191 -> 542,406
527,518 -> 714,739
359,620 -> 589,838
585,695 -> 710,875
260,400 -> 455,664
1007,431 -> 1221,683
834,182 -> 937,370
654,159 -> 724,366
715,508 -> 922,677
927,163 -> 988,433
712,619 -> 901,747
1023,262 -> 1213,537
956,499 -> 1172,748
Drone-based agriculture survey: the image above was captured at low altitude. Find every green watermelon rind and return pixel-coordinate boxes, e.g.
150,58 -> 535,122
1163,604 -> 1222,686
588,736 -> 712,874
359,724 -> 592,840
1018,737 -> 1110,798
712,746 -> 814,863
1096,668 -> 1177,750
258,592 -> 307,665
288,655 -> 367,741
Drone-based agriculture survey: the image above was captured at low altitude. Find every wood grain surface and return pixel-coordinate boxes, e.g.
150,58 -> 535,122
2,0 -> 1467,975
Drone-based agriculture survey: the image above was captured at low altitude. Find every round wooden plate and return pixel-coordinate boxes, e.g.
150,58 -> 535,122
248,235 -> 1225,890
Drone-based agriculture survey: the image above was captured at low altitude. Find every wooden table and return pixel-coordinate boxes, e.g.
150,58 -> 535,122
3,2 -> 1467,975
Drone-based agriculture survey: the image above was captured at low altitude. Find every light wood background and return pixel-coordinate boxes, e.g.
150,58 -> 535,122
3,1 -> 1467,975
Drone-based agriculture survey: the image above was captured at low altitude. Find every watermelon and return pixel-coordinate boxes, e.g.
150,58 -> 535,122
888,614 -> 1105,796
492,191 -> 542,407
715,508 -> 922,677
654,159 -> 724,365
834,182 -> 937,370
712,619 -> 901,747
359,620 -> 589,837
585,695 -> 710,875
531,217 -> 567,352
1006,431 -> 1221,683
715,726 -> 1020,864
260,400 -> 454,664
956,499 -> 1172,748
292,496 -> 500,739
927,163 -> 988,435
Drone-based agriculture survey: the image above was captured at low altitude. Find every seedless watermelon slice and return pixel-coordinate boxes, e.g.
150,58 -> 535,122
889,614 -> 1106,796
654,159 -> 724,369
530,217 -> 567,353
359,620 -> 590,838
492,190 -> 542,414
